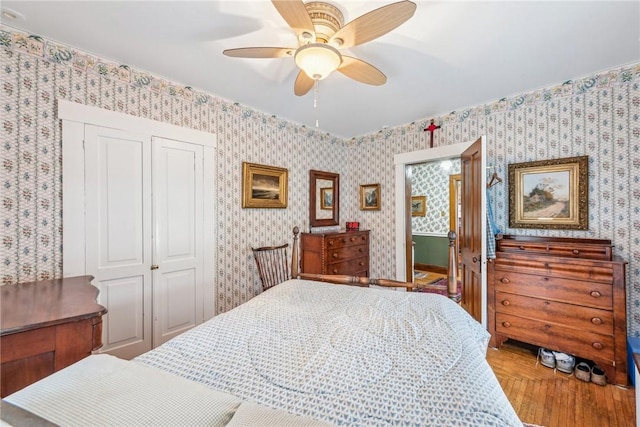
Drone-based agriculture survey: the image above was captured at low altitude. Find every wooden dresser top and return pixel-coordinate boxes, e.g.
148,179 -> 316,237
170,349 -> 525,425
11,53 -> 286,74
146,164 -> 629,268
1,275 -> 107,336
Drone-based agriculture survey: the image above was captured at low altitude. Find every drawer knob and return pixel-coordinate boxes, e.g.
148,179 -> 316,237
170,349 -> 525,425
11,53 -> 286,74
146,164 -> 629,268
502,321 -> 511,328
350,237 -> 356,242
332,253 -> 338,258
591,317 -> 603,325
359,262 -> 364,266
572,249 -> 580,255
500,277 -> 510,284
359,248 -> 364,252
501,299 -> 511,306
332,269 -> 338,274
341,238 -> 346,243
328,241 -> 334,246
590,291 -> 602,298
518,245 -> 525,250
592,342 -> 604,350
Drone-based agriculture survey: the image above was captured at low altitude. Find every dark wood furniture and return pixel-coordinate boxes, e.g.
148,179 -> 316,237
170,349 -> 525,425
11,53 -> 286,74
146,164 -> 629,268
252,227 -> 300,291
488,235 -> 628,385
299,273 -> 416,292
1,275 -> 107,397
300,230 -> 370,277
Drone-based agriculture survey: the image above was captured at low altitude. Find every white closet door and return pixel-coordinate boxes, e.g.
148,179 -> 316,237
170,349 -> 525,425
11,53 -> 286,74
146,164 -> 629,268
152,137 -> 204,346
84,125 -> 153,359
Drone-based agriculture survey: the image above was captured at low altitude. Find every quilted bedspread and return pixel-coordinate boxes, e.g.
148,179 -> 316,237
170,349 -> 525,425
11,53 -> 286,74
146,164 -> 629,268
135,279 -> 523,426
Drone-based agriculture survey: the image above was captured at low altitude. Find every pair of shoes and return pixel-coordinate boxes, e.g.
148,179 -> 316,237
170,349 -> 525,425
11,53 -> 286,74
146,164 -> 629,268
553,351 -> 576,374
536,348 -> 576,373
575,362 -> 608,386
537,348 -> 555,368
575,362 -> 591,382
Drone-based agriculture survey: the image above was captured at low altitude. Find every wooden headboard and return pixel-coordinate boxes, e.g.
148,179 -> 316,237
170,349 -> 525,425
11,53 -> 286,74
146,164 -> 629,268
290,227 -> 460,302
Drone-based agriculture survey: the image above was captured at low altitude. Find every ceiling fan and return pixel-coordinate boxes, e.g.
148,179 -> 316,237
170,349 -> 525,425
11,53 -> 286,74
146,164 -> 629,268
223,0 -> 417,96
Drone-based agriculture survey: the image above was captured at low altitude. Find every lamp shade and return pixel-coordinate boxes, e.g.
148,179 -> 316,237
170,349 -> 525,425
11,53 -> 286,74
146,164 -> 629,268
294,43 -> 342,80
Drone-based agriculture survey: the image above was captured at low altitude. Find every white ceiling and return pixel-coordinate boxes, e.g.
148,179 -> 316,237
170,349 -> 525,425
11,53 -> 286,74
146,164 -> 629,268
2,1 -> 639,139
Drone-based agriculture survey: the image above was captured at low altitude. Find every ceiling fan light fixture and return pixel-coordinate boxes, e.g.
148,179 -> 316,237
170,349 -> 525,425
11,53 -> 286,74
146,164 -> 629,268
294,43 -> 342,80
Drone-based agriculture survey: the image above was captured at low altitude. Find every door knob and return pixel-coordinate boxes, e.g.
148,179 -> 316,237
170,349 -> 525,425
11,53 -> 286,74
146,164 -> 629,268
151,265 -> 159,270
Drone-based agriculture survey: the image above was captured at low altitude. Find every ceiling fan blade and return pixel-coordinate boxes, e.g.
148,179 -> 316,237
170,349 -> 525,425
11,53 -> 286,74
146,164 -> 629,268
330,1 -> 416,49
223,47 -> 295,58
338,56 -> 387,86
272,0 -> 315,39
294,70 -> 315,96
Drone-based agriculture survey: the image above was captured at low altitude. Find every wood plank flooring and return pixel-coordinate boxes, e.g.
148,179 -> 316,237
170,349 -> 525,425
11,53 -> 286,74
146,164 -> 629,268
486,340 -> 635,427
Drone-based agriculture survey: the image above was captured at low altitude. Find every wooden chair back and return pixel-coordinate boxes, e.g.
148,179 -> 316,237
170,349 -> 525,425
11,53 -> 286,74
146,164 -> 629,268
252,243 -> 290,291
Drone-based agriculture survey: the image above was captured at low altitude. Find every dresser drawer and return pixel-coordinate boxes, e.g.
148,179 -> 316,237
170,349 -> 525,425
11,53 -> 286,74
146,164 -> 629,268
495,291 -> 614,334
498,239 -> 612,260
495,313 -> 615,362
328,244 -> 368,262
493,271 -> 613,310
325,232 -> 368,249
327,256 -> 368,275
494,254 -> 614,283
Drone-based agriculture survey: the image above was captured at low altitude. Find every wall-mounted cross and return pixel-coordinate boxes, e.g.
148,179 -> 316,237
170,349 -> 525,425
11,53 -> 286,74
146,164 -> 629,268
424,119 -> 441,148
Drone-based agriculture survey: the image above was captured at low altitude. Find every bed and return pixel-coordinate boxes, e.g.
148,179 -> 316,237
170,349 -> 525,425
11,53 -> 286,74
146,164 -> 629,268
2,232 -> 522,426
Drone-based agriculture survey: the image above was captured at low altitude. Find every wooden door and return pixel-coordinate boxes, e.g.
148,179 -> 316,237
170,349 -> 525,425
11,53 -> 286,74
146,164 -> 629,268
152,137 -> 204,346
460,137 -> 485,322
85,125 -> 153,359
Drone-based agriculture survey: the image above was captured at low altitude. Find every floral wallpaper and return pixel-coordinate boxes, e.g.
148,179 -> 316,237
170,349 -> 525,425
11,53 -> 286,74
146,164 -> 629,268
1,25 -> 640,337
411,159 -> 461,235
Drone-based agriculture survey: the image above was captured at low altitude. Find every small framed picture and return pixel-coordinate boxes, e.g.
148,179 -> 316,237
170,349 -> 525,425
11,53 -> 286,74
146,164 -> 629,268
411,196 -> 426,216
360,183 -> 380,210
320,187 -> 333,210
508,156 -> 588,229
242,162 -> 288,208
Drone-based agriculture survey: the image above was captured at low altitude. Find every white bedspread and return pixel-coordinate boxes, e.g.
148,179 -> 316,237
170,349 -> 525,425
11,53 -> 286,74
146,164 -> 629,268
135,279 -> 522,426
4,354 -> 330,427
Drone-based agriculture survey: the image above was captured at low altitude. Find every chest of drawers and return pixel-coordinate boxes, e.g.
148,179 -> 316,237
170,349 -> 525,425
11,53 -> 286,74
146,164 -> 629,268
488,235 -> 628,385
300,230 -> 370,277
1,276 -> 107,397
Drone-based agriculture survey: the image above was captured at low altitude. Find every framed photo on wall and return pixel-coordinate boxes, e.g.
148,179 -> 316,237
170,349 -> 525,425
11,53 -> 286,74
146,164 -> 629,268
242,162 -> 288,208
411,196 -> 426,216
508,156 -> 588,229
360,183 -> 380,210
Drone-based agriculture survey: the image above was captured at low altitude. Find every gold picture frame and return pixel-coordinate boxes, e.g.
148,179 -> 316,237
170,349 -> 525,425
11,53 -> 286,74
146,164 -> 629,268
360,183 -> 380,210
320,187 -> 333,210
508,156 -> 588,229
411,196 -> 426,217
242,162 -> 288,208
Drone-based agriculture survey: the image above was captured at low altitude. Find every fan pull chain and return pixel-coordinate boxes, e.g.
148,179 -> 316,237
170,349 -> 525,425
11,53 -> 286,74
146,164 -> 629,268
314,80 -> 319,127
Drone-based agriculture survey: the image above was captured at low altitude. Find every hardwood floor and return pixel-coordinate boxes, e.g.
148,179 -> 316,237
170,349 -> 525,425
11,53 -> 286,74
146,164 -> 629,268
487,340 -> 635,427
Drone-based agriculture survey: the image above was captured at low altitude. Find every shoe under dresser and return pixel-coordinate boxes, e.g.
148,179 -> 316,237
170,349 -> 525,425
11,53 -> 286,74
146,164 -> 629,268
487,235 -> 628,385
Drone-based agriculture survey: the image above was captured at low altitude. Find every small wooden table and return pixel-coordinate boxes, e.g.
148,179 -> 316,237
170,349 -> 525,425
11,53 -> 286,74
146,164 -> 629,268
1,276 -> 107,397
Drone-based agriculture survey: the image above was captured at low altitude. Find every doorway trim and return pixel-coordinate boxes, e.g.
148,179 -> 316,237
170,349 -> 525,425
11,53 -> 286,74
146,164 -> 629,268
394,139 -> 487,326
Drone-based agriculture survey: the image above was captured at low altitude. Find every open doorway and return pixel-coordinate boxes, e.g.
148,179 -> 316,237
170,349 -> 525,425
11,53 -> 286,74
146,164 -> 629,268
410,159 -> 461,285
394,138 -> 487,326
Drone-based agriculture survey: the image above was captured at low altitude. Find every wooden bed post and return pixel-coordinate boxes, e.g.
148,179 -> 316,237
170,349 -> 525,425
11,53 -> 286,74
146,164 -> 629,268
291,226 -> 299,279
447,230 -> 460,302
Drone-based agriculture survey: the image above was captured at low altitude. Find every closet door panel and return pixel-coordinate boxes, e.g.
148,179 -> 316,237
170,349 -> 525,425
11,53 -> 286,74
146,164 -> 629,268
152,137 -> 204,346
84,125 -> 153,359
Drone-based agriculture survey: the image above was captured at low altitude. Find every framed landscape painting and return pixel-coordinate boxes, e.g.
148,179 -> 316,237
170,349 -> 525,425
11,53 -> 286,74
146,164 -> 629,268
242,162 -> 288,208
411,196 -> 426,217
508,156 -> 588,229
360,183 -> 380,210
